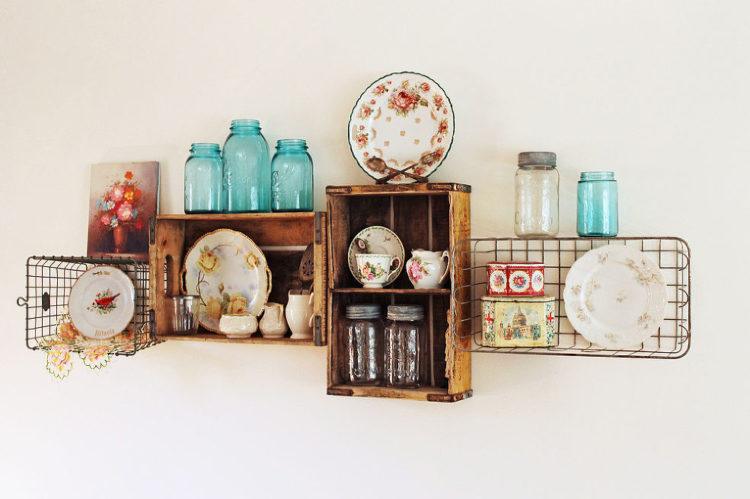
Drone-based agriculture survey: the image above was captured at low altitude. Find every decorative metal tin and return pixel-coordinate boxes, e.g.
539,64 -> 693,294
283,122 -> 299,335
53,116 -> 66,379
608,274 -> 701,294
486,262 -> 545,296
481,295 -> 555,347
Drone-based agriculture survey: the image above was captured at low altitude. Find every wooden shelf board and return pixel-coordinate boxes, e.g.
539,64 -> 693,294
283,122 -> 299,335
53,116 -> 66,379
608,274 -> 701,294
328,384 -> 472,403
331,287 -> 450,295
157,212 -> 315,221
326,183 -> 471,196
164,333 -> 316,346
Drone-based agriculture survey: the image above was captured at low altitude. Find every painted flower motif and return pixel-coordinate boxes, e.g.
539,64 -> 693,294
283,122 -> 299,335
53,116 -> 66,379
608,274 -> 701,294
388,88 -> 421,116
360,262 -> 386,281
100,214 -> 111,227
116,202 -> 134,222
206,297 -> 222,320
81,345 -> 111,369
420,82 -> 431,92
354,132 -> 369,149
245,252 -> 258,270
419,147 -> 445,167
372,83 -> 389,95
58,322 -> 80,343
197,247 -> 220,273
433,94 -> 444,110
124,170 -> 134,180
359,104 -> 373,118
226,294 -> 249,315
407,257 -> 429,283
437,118 -> 449,135
46,344 -> 72,379
111,185 -> 124,202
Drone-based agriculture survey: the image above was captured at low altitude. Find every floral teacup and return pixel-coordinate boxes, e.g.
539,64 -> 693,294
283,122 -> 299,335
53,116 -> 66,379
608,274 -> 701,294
355,254 -> 401,288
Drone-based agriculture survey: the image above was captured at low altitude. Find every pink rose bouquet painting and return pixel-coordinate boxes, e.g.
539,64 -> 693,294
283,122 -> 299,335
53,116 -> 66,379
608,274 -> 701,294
87,162 -> 159,261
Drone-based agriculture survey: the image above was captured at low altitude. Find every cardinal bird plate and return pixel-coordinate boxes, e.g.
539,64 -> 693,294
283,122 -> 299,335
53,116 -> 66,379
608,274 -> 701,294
348,71 -> 454,184
563,245 -> 667,350
69,265 -> 135,340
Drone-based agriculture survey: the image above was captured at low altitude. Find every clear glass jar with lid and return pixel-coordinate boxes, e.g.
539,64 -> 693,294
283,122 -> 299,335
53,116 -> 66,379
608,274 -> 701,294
340,304 -> 383,385
384,305 -> 425,388
514,151 -> 559,237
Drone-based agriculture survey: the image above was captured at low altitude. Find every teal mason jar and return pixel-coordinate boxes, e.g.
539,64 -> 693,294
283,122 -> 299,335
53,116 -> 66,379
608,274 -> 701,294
184,143 -> 223,213
222,119 -> 271,212
271,139 -> 313,212
577,171 -> 618,237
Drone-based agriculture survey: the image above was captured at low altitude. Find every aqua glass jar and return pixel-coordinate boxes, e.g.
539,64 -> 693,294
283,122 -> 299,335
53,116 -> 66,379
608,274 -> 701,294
222,119 -> 271,212
271,139 -> 313,212
577,171 -> 618,237
184,143 -> 223,213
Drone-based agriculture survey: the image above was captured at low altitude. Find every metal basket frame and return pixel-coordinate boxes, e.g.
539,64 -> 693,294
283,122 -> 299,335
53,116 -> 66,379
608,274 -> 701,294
450,237 -> 691,359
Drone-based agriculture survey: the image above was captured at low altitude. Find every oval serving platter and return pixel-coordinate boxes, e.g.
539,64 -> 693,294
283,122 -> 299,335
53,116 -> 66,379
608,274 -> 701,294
348,71 -> 454,184
183,229 -> 271,333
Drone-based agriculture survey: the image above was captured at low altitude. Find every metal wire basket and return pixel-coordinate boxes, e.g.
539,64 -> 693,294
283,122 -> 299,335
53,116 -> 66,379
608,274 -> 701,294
451,237 -> 691,359
17,256 -> 161,356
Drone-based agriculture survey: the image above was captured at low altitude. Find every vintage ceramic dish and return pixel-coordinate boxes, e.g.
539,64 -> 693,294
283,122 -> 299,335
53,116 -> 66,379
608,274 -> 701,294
183,229 -> 271,333
348,225 -> 405,286
406,249 -> 450,289
564,245 -> 667,349
219,313 -> 258,339
487,262 -> 545,296
348,71 -> 454,184
355,253 -> 402,288
286,290 -> 314,339
481,295 -> 555,348
69,265 -> 135,340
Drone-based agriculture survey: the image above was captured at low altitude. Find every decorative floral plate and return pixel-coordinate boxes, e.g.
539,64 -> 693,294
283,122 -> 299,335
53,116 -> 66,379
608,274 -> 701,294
564,245 -> 667,350
183,229 -> 271,333
348,71 -> 454,184
348,226 -> 405,286
69,265 -> 135,340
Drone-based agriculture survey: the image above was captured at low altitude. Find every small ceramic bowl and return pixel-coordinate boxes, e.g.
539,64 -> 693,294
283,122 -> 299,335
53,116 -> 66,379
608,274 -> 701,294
486,262 -> 545,296
219,314 -> 258,339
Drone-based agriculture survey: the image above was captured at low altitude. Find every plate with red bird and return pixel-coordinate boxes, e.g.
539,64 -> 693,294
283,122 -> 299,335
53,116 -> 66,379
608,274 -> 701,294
69,265 -> 135,340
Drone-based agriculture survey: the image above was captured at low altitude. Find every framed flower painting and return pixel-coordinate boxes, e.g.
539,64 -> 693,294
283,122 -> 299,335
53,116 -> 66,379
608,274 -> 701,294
86,162 -> 160,261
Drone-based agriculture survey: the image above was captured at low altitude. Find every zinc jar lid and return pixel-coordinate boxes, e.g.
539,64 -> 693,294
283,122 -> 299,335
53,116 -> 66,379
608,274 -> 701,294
346,304 -> 381,319
386,305 -> 424,321
518,151 -> 556,167
579,171 -> 615,181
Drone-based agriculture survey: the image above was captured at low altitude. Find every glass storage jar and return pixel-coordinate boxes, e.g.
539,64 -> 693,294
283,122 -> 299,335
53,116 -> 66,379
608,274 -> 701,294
184,143 -> 223,213
514,151 -> 559,237
340,304 -> 383,385
222,119 -> 271,213
384,305 -> 424,388
577,171 -> 618,237
271,139 -> 314,211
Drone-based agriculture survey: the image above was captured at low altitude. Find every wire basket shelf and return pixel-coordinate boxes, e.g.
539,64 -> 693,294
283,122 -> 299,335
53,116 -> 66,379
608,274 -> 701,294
17,256 -> 162,356
451,237 -> 691,359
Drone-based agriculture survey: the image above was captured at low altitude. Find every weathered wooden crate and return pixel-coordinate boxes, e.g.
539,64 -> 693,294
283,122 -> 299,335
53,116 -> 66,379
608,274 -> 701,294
326,183 -> 472,402
149,212 -> 327,346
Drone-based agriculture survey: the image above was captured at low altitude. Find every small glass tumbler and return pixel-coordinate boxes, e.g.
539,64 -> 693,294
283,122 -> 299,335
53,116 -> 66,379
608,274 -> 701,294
171,296 -> 200,334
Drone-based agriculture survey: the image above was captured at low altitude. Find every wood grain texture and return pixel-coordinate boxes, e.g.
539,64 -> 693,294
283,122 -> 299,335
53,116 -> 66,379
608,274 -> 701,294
166,333 -> 315,346
326,183 -> 471,195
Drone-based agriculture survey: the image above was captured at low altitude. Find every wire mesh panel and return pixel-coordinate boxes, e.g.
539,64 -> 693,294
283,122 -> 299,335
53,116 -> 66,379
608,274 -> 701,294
451,237 -> 691,359
17,256 -> 161,356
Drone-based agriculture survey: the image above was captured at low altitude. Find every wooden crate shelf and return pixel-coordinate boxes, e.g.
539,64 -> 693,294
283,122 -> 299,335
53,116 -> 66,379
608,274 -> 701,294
149,211 -> 327,345
325,183 -> 472,403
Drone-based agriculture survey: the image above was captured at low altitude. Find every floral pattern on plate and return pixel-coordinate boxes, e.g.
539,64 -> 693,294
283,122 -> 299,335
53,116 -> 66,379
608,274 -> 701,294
563,245 -> 667,350
347,226 -> 405,287
348,72 -> 454,184
183,229 -> 271,333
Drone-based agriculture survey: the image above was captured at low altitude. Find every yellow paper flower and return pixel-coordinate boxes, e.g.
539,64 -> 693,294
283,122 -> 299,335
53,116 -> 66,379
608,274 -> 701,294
226,294 -> 248,315
197,247 -> 220,274
206,297 -> 222,320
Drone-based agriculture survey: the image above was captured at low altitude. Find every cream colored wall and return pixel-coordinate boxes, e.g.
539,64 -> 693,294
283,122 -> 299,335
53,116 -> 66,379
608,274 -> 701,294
1,1 -> 747,498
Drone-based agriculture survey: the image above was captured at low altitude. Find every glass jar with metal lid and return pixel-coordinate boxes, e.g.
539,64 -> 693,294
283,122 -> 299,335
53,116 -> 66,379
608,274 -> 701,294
340,304 -> 383,385
514,151 -> 560,237
384,305 -> 425,388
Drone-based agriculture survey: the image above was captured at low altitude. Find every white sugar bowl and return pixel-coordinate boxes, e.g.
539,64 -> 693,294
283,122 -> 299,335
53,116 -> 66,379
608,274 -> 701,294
219,314 -> 258,339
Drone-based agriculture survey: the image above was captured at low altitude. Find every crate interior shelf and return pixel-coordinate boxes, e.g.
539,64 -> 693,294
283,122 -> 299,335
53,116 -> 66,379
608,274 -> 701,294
150,211 -> 327,345
451,237 -> 691,359
19,256 -> 161,356
326,183 -> 472,402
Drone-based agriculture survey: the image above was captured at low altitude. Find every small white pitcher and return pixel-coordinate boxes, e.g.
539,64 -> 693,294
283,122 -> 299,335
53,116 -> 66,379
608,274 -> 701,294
259,302 -> 287,338
406,249 -> 450,289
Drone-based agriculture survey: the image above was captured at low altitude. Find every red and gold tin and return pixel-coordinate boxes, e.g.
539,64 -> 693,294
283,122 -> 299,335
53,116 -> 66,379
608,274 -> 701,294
486,262 -> 545,296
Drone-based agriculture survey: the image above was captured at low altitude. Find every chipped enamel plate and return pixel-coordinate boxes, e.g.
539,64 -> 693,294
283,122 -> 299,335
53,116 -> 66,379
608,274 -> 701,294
348,71 -> 454,184
564,245 -> 667,350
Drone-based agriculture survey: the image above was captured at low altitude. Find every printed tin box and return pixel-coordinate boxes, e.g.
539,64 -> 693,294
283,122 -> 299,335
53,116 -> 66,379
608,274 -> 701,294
486,262 -> 545,296
481,295 -> 555,347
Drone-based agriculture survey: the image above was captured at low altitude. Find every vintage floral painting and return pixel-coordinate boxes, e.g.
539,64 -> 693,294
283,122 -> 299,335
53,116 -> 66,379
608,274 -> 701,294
87,162 -> 159,261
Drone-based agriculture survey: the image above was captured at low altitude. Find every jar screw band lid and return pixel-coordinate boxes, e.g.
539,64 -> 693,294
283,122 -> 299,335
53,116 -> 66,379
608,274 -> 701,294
386,305 -> 424,321
518,151 -> 556,167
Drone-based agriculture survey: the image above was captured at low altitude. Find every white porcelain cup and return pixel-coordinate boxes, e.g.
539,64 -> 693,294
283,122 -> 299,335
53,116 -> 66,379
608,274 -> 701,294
355,253 -> 401,288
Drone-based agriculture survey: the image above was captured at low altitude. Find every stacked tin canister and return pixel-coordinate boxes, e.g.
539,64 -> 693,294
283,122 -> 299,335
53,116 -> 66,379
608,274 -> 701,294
481,262 -> 555,347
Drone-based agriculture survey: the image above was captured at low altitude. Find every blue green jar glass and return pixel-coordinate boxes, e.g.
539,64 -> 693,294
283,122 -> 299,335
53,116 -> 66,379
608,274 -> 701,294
271,139 -> 313,212
222,119 -> 271,212
577,171 -> 618,237
184,143 -> 223,213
